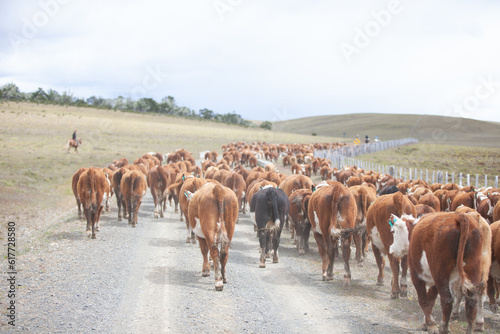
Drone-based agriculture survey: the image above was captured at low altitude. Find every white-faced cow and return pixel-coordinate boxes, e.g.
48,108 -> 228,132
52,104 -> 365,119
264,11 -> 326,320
250,186 -> 290,268
366,191 -> 416,298
188,182 -> 238,291
394,212 -> 492,334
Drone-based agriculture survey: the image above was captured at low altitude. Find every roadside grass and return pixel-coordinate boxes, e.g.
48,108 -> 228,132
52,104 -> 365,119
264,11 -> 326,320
358,143 -> 500,184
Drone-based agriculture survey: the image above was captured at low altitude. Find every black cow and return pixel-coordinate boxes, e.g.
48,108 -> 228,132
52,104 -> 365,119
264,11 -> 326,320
379,185 -> 399,196
250,186 -> 290,268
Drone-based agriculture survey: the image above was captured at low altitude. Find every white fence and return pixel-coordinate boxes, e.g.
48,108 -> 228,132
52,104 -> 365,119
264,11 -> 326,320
314,138 -> 499,188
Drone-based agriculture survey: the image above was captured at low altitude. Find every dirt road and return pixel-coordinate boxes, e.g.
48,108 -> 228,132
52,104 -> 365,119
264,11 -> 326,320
7,193 -> 500,333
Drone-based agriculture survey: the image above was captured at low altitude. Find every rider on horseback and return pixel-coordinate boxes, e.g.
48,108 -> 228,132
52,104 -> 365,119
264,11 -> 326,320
72,130 -> 77,140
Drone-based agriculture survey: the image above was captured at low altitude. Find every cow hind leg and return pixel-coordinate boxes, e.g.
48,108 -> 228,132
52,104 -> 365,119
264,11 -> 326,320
400,255 -> 408,298
258,231 -> 267,268
372,244 -> 385,285
388,254 -> 401,299
325,237 -> 336,281
84,210 -> 92,238
353,232 -> 363,267
313,232 -> 329,281
341,235 -> 352,286
437,284 -> 454,334
209,244 -> 223,291
198,237 -> 210,277
413,277 -> 438,334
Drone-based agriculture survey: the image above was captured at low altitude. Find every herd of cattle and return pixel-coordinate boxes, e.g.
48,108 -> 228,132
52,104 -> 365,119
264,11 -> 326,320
71,141 -> 500,334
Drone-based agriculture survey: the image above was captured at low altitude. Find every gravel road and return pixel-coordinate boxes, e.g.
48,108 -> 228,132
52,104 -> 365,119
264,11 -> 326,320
5,192 -> 500,333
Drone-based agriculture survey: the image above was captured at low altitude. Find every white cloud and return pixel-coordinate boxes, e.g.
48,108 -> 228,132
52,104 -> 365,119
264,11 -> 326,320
0,0 -> 499,123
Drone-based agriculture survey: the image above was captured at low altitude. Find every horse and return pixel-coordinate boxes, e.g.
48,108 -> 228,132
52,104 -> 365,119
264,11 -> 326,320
65,138 -> 82,153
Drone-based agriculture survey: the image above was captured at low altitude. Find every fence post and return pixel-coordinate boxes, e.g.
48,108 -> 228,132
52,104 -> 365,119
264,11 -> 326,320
436,171 -> 444,184
452,172 -> 455,184
475,174 -> 479,188
485,175 -> 488,188
496,176 -> 498,188
432,171 -> 435,184
445,171 -> 448,184
459,173 -> 462,187
467,174 -> 470,187
426,169 -> 428,183
409,168 -> 412,180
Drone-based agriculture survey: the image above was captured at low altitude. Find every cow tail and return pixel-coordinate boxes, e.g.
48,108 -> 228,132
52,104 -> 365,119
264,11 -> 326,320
88,167 -> 96,207
330,186 -> 341,232
393,191 -> 405,218
213,184 -> 225,226
266,189 -> 280,230
132,174 -> 142,195
457,213 -> 473,293
302,193 -> 311,221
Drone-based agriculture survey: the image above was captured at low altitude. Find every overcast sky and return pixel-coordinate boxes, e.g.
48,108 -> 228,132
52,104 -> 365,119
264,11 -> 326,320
1,0 -> 499,123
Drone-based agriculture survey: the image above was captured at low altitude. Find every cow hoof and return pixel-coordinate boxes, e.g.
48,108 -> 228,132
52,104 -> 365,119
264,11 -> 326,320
325,274 -> 334,281
273,258 -> 279,263
400,290 -> 407,298
118,217 -> 122,221
298,249 -> 305,255
390,292 -> 400,299
160,212 -> 164,218
422,323 -> 438,334
265,253 -> 271,259
259,263 -> 266,268
154,213 -> 159,219
215,281 -> 224,291
180,217 -> 184,222
132,224 -> 137,228
202,270 -> 210,277
474,322 -> 484,332
191,238 -> 196,244
377,278 -> 384,286
490,303 -> 498,313
223,278 -> 227,284
450,311 -> 459,319
91,234 -> 96,239
86,231 -> 91,238
186,238 -> 191,243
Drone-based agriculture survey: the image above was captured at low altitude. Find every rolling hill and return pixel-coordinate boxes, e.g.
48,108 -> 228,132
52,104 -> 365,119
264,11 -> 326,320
273,113 -> 500,148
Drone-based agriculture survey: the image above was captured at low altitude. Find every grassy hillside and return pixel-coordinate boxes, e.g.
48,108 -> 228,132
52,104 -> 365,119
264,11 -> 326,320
0,102 -> 340,229
273,113 -> 500,148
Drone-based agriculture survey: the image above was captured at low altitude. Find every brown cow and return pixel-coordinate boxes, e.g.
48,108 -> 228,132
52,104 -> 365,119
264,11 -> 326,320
415,204 -> 436,217
77,167 -> 107,239
308,182 -> 357,284
450,191 -> 477,212
397,212 -> 492,334
72,167 -> 88,219
148,165 -> 170,218
180,177 -> 208,243
493,201 -> 500,222
366,191 -> 416,298
279,174 -> 314,198
488,220 -> 500,313
291,163 -> 302,175
188,182 -> 238,291
121,170 -> 147,227
349,185 -> 377,266
112,167 -> 130,221
289,189 -> 312,254
417,193 -> 441,212
223,172 -> 246,214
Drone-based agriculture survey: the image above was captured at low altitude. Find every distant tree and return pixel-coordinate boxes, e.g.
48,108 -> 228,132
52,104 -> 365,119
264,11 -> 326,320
260,121 -> 272,130
30,87 -> 47,103
200,108 -> 215,120
0,83 -> 22,100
